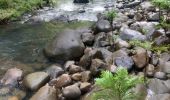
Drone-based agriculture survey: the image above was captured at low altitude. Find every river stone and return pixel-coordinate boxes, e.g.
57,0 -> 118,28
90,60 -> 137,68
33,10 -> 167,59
95,20 -> 112,33
44,29 -> 85,61
71,73 -> 82,81
81,32 -> 94,46
64,60 -> 75,70
114,56 -> 134,71
147,12 -> 159,21
112,49 -> 128,62
148,93 -> 170,100
154,72 -> 167,80
115,38 -> 130,49
80,82 -> 91,93
148,78 -> 170,94
97,48 -> 113,64
50,74 -> 72,88
132,47 -> 149,69
0,68 -> 23,86
68,64 -> 82,74
23,72 -> 50,91
146,64 -> 155,77
162,61 -> 170,74
90,59 -> 108,76
62,84 -> 81,99
73,0 -> 89,3
140,1 -> 155,11
30,84 -> 57,100
120,28 -> 146,41
154,36 -> 170,45
46,65 -> 64,79
81,71 -> 91,82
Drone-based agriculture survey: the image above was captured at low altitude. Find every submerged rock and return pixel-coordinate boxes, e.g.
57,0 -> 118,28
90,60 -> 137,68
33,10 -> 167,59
44,29 -> 85,61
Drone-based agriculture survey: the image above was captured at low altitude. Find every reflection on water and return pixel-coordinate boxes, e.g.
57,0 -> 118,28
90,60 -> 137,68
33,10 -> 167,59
0,21 -> 92,77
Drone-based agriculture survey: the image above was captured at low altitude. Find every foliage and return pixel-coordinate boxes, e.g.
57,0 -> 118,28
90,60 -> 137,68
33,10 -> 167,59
151,44 -> 170,55
156,17 -> 170,33
151,0 -> 170,10
106,10 -> 117,22
0,0 -> 55,23
129,40 -> 153,50
92,67 -> 144,100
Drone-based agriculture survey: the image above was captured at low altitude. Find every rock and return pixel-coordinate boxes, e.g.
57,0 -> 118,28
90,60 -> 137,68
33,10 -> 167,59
134,13 -> 143,21
81,32 -> 94,46
112,49 -> 128,62
140,1 -> 155,11
46,65 -> 64,79
80,82 -> 91,93
160,53 -> 170,62
114,56 -> 134,71
30,84 -> 57,100
73,0 -> 89,3
23,72 -> 50,91
68,65 -> 82,74
120,28 -> 146,41
81,71 -> 91,82
50,74 -> 71,88
148,93 -> 170,100
146,64 -> 155,77
64,61 -> 75,70
93,32 -> 109,47
115,38 -> 130,49
0,68 -> 23,86
8,96 -> 19,100
108,64 -> 117,73
79,48 -> 103,69
154,72 -> 167,80
44,29 -> 85,61
90,59 -> 108,76
162,61 -> 170,74
148,78 -> 170,94
114,12 -> 128,23
132,84 -> 147,100
123,0 -> 141,8
97,48 -> 113,64
71,73 -> 82,81
150,54 -> 159,66
154,36 -> 170,45
62,84 -> 81,99
95,20 -> 112,33
147,12 -> 159,21
132,47 -> 149,69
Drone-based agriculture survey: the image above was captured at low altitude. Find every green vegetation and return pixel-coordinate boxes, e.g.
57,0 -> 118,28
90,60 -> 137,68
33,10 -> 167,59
129,40 -> 153,50
92,67 -> 144,100
152,0 -> 170,10
106,10 -> 117,23
0,0 -> 55,23
151,44 -> 170,55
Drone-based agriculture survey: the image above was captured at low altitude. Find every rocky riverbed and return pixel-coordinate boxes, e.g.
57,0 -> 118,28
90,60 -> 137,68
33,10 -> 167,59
0,0 -> 170,100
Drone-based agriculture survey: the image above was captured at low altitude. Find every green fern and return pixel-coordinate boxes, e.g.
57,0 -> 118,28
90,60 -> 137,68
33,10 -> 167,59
129,40 -> 153,50
92,67 -> 144,100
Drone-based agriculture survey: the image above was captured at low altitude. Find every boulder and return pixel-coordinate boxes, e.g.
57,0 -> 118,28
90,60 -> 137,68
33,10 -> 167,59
162,61 -> 170,74
81,71 -> 91,82
81,32 -> 94,46
0,68 -> 23,86
120,28 -> 146,41
68,64 -> 82,74
30,84 -> 57,100
44,29 -> 85,61
71,73 -> 82,81
62,84 -> 81,99
23,72 -> 50,91
46,65 -> 64,79
146,64 -> 155,77
154,72 -> 167,80
95,20 -> 112,33
147,12 -> 159,21
112,49 -> 128,62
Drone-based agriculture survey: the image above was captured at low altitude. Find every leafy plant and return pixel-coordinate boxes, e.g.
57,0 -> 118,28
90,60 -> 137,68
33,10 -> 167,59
106,10 -> 117,23
151,44 -> 170,55
129,40 -> 153,50
92,67 -> 144,100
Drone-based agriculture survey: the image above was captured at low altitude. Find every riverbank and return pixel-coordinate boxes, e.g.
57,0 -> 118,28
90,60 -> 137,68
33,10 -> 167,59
0,0 -> 170,100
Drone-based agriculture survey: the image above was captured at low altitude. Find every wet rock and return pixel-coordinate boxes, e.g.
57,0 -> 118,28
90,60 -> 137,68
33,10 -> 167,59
23,72 -> 50,91
154,72 -> 167,80
44,29 -> 85,61
132,47 -> 149,69
148,78 -> 170,94
71,73 -> 82,81
90,59 -> 108,76
64,61 -> 75,70
0,68 -> 23,86
81,71 -> 91,82
30,84 -> 57,100
80,82 -> 91,93
95,20 -> 112,33
114,56 -> 134,71
120,28 -> 146,41
62,84 -> 81,99
68,65 -> 82,74
46,65 -> 64,79
148,93 -> 170,100
50,74 -> 71,88
81,32 -> 94,46
147,12 -> 159,21
146,64 -> 155,77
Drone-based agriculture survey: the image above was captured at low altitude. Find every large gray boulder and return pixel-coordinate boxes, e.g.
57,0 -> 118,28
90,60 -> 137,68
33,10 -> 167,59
44,29 -> 85,61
